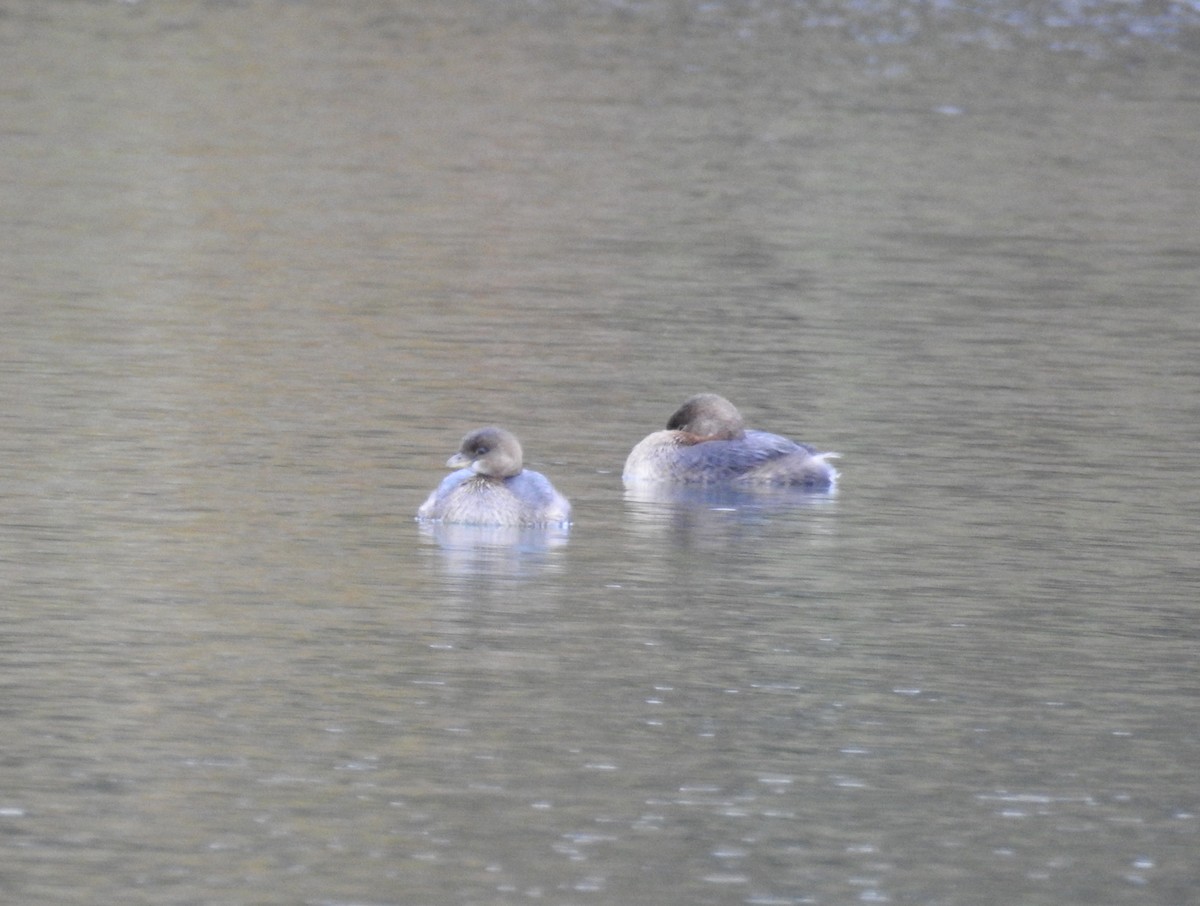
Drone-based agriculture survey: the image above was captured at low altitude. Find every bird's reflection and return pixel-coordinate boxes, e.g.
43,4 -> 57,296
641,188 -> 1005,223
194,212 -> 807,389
624,482 -> 837,512
622,483 -> 837,548
417,521 -> 569,579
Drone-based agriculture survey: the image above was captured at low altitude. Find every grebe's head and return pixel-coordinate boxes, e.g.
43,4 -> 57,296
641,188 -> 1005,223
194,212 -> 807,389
446,426 -> 524,478
665,394 -> 746,441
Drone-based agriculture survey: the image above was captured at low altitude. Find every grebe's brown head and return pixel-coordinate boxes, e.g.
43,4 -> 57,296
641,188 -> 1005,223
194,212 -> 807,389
665,394 -> 746,441
446,426 -> 524,478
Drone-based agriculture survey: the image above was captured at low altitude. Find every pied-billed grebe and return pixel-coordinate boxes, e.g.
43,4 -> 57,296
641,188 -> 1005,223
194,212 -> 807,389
622,394 -> 839,489
417,426 -> 572,526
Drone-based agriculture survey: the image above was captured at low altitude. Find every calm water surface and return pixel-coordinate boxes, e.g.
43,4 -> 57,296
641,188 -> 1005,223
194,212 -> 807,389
2,2 -> 1198,904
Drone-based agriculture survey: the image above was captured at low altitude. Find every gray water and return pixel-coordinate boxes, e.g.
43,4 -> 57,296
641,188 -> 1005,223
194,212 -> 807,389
3,2 -> 1199,904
